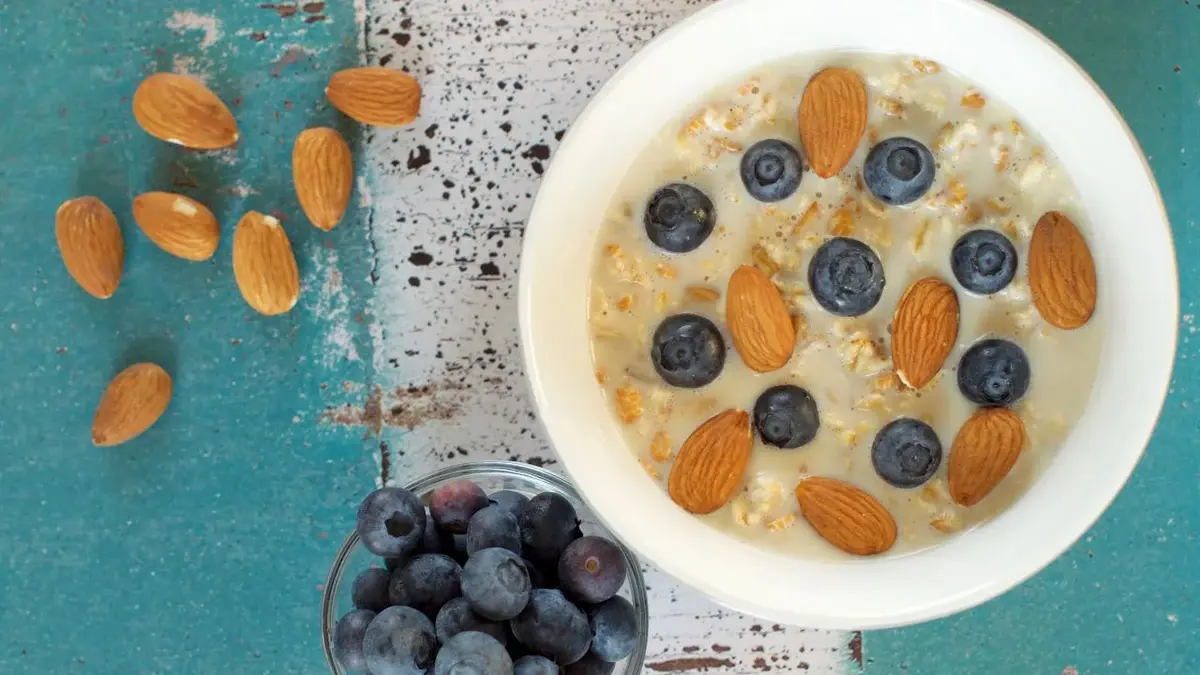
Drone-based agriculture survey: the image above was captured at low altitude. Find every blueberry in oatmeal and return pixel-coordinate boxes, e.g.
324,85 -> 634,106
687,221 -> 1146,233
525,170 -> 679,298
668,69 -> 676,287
587,596 -> 638,662
808,237 -> 886,316
739,139 -> 803,202
957,338 -> 1031,406
650,313 -> 726,388
753,385 -> 820,449
433,631 -> 512,675
864,137 -> 936,205
510,589 -> 592,665
333,609 -> 376,673
558,535 -> 627,604
431,479 -> 491,535
952,230 -> 1018,294
643,183 -> 715,253
462,547 -> 532,621
388,553 -> 463,618
871,418 -> 943,488
363,605 -> 437,675
356,487 -> 428,558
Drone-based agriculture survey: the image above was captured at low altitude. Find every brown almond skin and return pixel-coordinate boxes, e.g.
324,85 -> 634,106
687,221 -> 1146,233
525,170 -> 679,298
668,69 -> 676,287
1029,211 -> 1097,329
132,73 -> 239,149
799,67 -> 868,178
795,477 -> 896,555
55,197 -> 124,299
668,410 -> 753,514
326,67 -> 421,127
949,408 -> 1026,507
132,192 -> 220,261
726,265 -> 796,373
232,212 -> 301,316
92,363 -> 173,446
293,127 -> 354,231
892,278 -> 960,389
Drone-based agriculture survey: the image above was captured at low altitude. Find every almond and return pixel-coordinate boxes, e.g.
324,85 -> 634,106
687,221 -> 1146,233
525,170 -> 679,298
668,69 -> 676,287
132,73 -> 239,149
55,197 -> 124,299
132,192 -> 219,261
92,363 -> 173,446
326,67 -> 421,127
799,67 -> 868,178
293,127 -> 354,231
948,408 -> 1026,507
232,211 -> 300,316
667,409 -> 753,514
891,278 -> 960,389
1029,211 -> 1097,329
795,477 -> 896,555
726,265 -> 795,372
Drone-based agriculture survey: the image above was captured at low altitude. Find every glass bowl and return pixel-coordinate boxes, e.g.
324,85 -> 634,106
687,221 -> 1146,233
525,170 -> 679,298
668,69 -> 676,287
321,460 -> 649,673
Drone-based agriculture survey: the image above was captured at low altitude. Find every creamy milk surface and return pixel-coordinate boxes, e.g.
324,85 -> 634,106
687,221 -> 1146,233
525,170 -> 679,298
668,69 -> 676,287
586,52 -> 1102,559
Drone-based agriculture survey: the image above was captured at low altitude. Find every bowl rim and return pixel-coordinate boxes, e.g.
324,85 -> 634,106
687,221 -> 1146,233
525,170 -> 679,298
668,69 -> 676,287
518,0 -> 1178,628
320,460 -> 650,673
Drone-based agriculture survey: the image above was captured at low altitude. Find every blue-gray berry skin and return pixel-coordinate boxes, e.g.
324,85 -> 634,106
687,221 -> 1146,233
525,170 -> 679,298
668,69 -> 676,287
489,490 -> 530,520
431,479 -> 491,534
466,505 -> 522,556
558,536 -> 626,604
388,553 -> 463,618
333,609 -> 376,673
356,487 -> 428,558
808,237 -> 885,317
351,567 -> 392,613
562,652 -> 617,674
519,492 -> 582,564
643,183 -> 716,253
864,137 -> 936,205
510,589 -> 591,665
952,229 -> 1017,295
740,139 -> 803,202
362,605 -> 437,675
650,313 -> 727,389
753,385 -> 820,449
870,418 -> 942,488
433,631 -> 514,675
587,595 -> 638,662
514,654 -> 560,675
462,547 -> 532,621
957,338 -> 1031,406
435,597 -> 507,645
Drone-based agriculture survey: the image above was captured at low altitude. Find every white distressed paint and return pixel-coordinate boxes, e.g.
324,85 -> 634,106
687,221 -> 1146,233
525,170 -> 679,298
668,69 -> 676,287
165,10 -> 223,50
304,248 -> 361,368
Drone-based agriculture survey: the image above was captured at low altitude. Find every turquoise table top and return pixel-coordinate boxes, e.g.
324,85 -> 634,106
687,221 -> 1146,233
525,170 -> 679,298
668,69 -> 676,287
0,1 -> 1194,673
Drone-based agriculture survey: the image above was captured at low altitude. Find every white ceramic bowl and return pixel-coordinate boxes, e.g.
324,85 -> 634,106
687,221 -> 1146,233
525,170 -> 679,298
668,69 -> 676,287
519,0 -> 1177,628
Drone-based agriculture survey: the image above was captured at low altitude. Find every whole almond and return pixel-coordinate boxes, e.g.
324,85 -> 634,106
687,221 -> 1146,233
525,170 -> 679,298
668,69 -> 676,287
949,408 -> 1026,507
1029,211 -> 1097,329
892,277 -> 960,389
92,363 -> 173,446
726,265 -> 796,372
795,477 -> 896,555
132,73 -> 239,149
132,192 -> 220,261
667,409 -> 753,515
55,197 -> 124,299
232,211 -> 300,316
799,67 -> 868,178
326,67 -> 421,127
293,127 -> 353,231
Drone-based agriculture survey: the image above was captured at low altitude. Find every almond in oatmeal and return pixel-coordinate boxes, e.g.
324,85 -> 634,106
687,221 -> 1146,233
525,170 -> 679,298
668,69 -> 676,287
960,88 -> 986,109
649,430 -> 673,462
615,384 -> 643,424
685,285 -> 721,302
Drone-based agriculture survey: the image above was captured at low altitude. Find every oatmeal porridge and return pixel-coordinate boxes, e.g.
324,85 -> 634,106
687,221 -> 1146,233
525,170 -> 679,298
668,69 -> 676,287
587,52 -> 1102,558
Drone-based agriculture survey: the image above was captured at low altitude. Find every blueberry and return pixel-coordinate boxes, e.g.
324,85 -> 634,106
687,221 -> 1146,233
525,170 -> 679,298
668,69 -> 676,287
957,338 -> 1031,406
431,479 -> 491,534
643,183 -> 715,253
514,655 -> 560,675
388,517 -> 449,570
356,487 -> 428,558
558,536 -> 626,604
511,589 -> 592,665
808,237 -> 886,317
519,492 -> 582,564
951,229 -> 1018,295
435,597 -> 507,646
467,505 -> 522,556
434,631 -> 514,675
351,567 -> 392,613
489,490 -> 531,520
462,547 -> 532,621
587,596 -> 638,662
564,652 -> 618,674
753,385 -> 820,448
333,609 -> 376,673
362,605 -> 437,675
740,139 -> 803,202
388,553 -> 463,618
522,557 -> 558,589
871,418 -> 943,488
863,137 -> 936,205
650,313 -> 726,388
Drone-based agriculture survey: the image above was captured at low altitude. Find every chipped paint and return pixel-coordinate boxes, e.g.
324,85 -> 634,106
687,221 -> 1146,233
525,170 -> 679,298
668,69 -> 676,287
165,10 -> 223,49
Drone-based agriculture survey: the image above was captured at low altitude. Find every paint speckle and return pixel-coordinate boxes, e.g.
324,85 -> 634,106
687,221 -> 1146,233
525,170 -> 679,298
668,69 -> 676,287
407,145 -> 432,170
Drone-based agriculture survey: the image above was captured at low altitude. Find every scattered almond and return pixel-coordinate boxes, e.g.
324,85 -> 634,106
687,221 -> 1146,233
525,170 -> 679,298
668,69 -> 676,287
892,278 -> 959,389
293,127 -> 353,231
726,265 -> 795,373
232,211 -> 301,316
55,197 -> 124,299
948,408 -> 1027,506
799,67 -> 867,178
132,192 -> 219,261
795,477 -> 896,555
1029,211 -> 1097,329
92,363 -> 173,446
326,67 -> 422,126
132,73 -> 239,149
667,409 -> 753,514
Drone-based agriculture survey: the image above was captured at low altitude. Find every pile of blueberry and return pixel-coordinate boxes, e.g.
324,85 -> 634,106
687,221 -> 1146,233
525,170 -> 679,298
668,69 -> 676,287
333,480 -> 638,675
